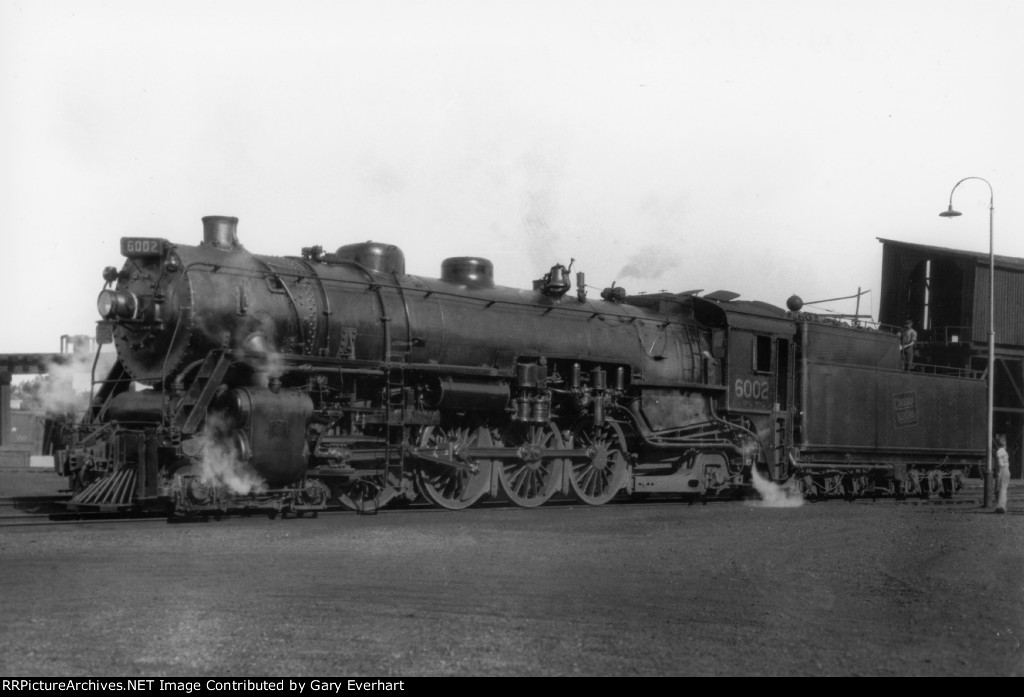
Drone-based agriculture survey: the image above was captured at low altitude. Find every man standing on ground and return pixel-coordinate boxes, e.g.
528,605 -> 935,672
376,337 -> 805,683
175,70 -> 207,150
995,434 -> 1010,514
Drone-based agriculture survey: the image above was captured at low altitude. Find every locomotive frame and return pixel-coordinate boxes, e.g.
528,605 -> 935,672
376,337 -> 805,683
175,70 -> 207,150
56,216 -> 987,515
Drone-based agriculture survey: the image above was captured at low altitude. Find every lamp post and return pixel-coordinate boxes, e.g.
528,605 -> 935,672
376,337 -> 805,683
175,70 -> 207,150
940,176 -> 995,507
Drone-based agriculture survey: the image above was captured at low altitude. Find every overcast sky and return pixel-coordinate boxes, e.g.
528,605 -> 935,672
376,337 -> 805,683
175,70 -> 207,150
2,0 -> 1021,355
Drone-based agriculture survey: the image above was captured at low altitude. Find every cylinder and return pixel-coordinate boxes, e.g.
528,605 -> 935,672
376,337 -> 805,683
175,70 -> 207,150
515,397 -> 532,422
516,362 -> 547,388
422,377 -> 510,412
516,363 -> 538,388
211,387 -> 314,488
530,398 -> 550,423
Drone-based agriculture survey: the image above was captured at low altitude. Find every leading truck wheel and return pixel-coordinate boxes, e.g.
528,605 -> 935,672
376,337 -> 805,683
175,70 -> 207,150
414,423 -> 493,510
336,473 -> 399,513
568,419 -> 629,505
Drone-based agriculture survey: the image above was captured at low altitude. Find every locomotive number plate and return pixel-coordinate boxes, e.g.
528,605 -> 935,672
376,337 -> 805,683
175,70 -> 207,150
121,237 -> 165,257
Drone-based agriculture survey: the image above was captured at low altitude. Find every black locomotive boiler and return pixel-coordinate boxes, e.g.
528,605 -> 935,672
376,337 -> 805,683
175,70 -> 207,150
57,216 -> 987,515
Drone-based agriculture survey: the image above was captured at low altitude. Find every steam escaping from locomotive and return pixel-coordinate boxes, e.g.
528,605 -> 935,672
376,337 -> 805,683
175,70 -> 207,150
196,413 -> 267,496
749,466 -> 804,508
31,350 -> 117,416
242,333 -> 286,386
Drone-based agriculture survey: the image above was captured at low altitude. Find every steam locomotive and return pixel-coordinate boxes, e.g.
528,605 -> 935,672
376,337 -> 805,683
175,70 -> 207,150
56,216 -> 987,515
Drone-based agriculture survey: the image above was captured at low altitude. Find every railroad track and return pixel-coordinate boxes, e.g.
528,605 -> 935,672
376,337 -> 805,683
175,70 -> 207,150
0,495 -> 164,528
0,513 -> 171,528
0,495 -> 70,518
0,495 -> 70,506
0,487 -> 1004,528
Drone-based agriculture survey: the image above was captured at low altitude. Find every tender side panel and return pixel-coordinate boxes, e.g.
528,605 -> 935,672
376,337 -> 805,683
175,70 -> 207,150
800,363 -> 985,460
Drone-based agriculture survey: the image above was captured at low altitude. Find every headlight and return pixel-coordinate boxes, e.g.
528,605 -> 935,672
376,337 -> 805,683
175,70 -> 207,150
97,290 -> 116,319
96,289 -> 137,320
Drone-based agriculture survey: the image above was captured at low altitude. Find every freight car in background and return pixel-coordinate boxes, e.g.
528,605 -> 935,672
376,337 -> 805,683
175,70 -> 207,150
55,216 -> 986,516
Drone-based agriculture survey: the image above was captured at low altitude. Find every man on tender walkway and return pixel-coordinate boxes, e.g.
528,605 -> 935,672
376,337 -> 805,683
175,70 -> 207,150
898,319 -> 917,370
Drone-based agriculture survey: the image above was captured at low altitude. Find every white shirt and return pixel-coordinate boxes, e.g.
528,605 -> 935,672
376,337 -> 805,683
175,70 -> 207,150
996,446 -> 1009,471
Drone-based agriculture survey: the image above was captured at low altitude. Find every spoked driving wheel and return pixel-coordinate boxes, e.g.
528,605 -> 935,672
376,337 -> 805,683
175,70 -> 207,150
414,422 -> 493,510
336,472 -> 399,513
569,419 -> 629,505
495,422 -> 564,508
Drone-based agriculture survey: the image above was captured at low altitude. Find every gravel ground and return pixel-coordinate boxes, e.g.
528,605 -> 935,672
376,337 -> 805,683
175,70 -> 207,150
1,468 -> 1022,677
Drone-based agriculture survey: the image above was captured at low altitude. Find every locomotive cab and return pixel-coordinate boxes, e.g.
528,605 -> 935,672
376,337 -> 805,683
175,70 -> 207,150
691,296 -> 797,481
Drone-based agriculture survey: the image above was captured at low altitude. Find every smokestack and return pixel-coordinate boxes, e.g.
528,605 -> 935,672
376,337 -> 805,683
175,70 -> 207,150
202,216 -> 240,250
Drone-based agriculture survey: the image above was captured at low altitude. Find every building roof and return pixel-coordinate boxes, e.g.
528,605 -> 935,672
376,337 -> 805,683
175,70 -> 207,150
0,354 -> 70,376
877,237 -> 1024,271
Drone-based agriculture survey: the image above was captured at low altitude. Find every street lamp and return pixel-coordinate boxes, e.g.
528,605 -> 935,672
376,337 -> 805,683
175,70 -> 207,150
940,176 -> 995,507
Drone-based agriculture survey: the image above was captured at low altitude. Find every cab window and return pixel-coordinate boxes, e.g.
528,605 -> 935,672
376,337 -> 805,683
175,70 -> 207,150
754,335 -> 773,373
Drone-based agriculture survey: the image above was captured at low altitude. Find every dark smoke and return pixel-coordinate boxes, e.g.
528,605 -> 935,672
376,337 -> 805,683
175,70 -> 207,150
617,246 -> 681,281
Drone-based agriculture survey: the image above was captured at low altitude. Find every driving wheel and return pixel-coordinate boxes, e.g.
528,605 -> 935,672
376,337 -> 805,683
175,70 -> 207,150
414,422 -> 493,510
495,422 -> 564,508
568,419 -> 629,505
